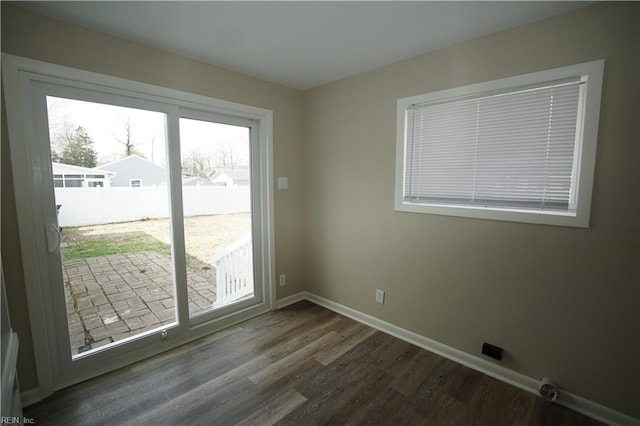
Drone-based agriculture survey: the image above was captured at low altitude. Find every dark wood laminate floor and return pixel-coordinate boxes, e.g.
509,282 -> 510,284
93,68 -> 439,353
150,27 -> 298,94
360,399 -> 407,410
25,301 -> 603,425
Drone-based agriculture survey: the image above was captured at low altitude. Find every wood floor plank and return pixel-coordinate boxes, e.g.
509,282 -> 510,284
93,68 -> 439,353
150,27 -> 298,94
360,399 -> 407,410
135,331 -> 342,422
256,315 -> 346,364
313,323 -> 377,365
366,331 -> 416,372
128,324 -> 243,373
340,385 -> 428,426
136,376 -> 257,425
229,305 -> 337,366
389,348 -> 441,396
466,373 -> 535,426
408,358 -> 460,413
528,398 -> 605,426
293,335 -> 383,401
317,368 -> 400,425
247,330 -> 343,385
443,366 -> 486,405
24,301 -> 606,426
418,392 -> 470,426
236,387 -> 307,426
277,368 -> 393,425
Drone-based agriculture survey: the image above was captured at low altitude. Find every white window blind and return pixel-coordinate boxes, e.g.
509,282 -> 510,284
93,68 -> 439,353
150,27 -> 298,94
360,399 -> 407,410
404,79 -> 582,211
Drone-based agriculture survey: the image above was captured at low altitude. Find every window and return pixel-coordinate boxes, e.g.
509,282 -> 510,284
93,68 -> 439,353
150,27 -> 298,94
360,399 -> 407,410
64,178 -> 83,187
129,179 -> 142,187
395,60 -> 604,227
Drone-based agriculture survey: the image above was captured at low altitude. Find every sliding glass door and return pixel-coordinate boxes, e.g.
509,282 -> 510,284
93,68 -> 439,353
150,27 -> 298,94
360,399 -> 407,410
178,115 -> 257,319
3,56 -> 273,391
44,95 -> 177,358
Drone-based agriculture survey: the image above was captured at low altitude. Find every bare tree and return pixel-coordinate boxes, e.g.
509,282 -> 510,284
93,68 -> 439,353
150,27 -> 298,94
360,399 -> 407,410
182,149 -> 213,177
214,141 -> 238,169
149,131 -> 156,163
115,117 -> 145,158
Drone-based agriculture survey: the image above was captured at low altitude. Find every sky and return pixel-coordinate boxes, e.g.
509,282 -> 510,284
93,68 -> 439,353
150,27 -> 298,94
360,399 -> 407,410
46,96 -> 250,168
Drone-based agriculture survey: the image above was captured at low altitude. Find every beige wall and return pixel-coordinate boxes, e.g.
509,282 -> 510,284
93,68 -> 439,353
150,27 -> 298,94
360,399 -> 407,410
1,4 -> 305,391
2,1 -> 639,420
303,1 -> 639,419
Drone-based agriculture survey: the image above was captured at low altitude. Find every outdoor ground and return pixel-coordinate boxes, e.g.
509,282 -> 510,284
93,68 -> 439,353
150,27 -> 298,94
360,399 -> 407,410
61,213 -> 251,355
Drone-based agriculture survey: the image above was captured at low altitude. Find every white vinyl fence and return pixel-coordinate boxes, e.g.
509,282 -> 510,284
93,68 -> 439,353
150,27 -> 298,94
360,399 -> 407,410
55,186 -> 250,227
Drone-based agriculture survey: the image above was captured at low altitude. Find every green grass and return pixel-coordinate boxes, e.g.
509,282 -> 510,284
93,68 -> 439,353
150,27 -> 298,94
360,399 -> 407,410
62,231 -> 171,260
58,214 -> 250,272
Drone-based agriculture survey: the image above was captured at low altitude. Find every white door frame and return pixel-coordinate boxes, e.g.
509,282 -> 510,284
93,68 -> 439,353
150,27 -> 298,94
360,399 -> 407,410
2,53 -> 276,400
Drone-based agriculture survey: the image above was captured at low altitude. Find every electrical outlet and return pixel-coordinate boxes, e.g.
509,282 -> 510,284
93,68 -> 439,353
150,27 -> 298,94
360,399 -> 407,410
482,342 -> 504,361
375,289 -> 385,304
279,274 -> 286,287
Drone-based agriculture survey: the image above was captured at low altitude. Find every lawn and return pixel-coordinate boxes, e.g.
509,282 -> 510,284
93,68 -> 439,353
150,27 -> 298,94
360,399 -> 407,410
61,213 -> 252,270
62,232 -> 171,259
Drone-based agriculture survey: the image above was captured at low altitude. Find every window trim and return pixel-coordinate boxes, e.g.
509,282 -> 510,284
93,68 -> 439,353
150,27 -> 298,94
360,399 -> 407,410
129,178 -> 142,188
395,60 -> 604,228
1,53 -> 276,400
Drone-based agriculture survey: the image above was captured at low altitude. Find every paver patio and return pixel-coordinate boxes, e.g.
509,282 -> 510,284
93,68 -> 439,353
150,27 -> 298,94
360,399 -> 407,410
63,250 -> 219,355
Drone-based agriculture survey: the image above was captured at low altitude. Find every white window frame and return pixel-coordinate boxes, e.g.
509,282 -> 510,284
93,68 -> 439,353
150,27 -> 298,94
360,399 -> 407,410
1,53 -> 276,401
395,60 -> 604,227
129,178 -> 142,188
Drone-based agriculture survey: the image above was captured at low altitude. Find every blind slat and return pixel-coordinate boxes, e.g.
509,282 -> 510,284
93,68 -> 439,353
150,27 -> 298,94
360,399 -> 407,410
404,80 -> 581,210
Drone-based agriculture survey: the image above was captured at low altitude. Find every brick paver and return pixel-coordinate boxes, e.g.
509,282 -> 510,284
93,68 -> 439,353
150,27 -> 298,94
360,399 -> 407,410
63,251 -> 217,355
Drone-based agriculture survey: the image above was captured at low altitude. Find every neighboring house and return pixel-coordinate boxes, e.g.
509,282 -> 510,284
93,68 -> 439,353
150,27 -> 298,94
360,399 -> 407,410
99,155 -> 167,187
207,170 -> 234,186
208,168 -> 250,186
51,162 -> 115,188
182,176 -> 216,187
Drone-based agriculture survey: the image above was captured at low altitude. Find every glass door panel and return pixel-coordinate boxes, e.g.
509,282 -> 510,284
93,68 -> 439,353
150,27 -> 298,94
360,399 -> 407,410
4,62 -> 273,391
178,117 -> 254,318
45,96 -> 176,357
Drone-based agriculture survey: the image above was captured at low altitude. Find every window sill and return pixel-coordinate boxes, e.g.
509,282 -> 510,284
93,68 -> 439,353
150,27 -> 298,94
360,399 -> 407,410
395,201 -> 587,228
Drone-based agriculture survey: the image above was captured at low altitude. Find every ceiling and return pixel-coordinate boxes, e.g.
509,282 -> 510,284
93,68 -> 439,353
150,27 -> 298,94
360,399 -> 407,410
15,1 -> 592,91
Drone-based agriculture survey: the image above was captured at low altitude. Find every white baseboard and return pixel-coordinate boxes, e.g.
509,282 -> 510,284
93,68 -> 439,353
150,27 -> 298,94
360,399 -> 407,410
276,292 -> 307,309
20,388 -> 41,408
560,392 -> 640,426
279,291 -> 639,426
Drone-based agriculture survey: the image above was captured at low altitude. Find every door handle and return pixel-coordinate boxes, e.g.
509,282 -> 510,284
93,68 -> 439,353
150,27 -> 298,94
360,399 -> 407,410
46,224 -> 62,253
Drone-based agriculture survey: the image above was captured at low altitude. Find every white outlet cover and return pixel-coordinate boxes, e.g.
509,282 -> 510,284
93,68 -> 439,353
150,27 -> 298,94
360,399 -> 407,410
277,176 -> 288,190
376,289 -> 385,304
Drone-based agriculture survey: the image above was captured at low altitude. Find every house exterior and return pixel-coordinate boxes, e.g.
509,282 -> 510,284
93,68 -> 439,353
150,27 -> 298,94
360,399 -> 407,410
51,162 -> 115,188
99,155 -> 167,187
208,168 -> 250,186
207,170 -> 234,186
181,176 -> 216,186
